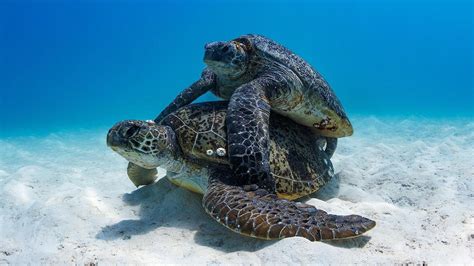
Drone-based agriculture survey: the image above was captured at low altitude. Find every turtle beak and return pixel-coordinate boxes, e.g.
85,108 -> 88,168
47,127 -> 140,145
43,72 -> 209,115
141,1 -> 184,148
203,41 -> 228,63
107,122 -> 139,148
106,129 -> 127,148
107,120 -> 144,148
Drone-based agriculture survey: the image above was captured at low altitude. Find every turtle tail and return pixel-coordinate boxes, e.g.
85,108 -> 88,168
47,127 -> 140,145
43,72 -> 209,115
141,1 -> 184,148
202,171 -> 375,241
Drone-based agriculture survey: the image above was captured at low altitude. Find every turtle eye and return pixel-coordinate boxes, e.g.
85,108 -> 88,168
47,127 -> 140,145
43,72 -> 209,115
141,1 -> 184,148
124,125 -> 140,138
221,45 -> 230,53
232,38 -> 251,51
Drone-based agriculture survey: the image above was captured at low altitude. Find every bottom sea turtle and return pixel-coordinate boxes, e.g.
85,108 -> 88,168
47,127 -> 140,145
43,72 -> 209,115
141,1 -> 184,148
107,102 -> 375,241
155,34 -> 353,194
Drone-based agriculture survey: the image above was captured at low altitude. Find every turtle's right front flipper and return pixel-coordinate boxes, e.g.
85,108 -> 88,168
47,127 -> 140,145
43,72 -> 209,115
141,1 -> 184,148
154,69 -> 216,123
127,162 -> 158,187
202,170 -> 376,241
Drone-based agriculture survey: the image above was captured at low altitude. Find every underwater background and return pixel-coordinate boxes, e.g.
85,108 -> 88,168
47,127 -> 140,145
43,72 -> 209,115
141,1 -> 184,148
0,0 -> 472,136
0,0 -> 473,264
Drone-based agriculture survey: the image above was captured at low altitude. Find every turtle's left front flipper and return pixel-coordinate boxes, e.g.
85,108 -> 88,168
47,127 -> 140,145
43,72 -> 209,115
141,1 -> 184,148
155,68 -> 216,123
202,170 -> 376,241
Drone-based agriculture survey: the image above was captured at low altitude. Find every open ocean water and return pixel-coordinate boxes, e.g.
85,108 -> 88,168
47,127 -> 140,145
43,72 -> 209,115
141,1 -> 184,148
0,0 -> 473,264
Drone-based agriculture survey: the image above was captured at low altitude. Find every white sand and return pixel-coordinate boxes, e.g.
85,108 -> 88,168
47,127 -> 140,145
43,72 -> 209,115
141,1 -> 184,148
0,117 -> 473,264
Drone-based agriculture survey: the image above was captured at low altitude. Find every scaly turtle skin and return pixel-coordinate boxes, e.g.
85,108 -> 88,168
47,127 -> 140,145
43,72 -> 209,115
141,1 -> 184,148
107,102 -> 375,241
155,34 -> 351,193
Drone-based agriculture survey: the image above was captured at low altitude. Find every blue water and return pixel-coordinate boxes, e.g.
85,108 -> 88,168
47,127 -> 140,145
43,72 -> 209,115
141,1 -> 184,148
0,0 -> 472,137
1,2 -> 473,262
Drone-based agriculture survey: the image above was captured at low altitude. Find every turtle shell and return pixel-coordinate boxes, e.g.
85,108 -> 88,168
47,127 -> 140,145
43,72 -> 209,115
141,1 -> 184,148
160,101 -> 230,166
235,34 -> 349,124
161,101 -> 334,200
268,111 -> 334,200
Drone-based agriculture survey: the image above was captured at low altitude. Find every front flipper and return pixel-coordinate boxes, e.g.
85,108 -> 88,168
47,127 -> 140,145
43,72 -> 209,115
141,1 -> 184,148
127,162 -> 158,187
154,68 -> 216,123
202,170 -> 376,241
227,81 -> 273,191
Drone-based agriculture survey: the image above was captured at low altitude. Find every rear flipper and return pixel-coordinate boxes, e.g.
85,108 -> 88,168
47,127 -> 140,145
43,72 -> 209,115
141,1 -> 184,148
202,170 -> 375,241
324,137 -> 338,159
127,162 -> 158,187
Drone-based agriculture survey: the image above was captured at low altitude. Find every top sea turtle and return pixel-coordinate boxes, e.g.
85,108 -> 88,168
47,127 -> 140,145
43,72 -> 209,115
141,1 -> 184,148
107,102 -> 374,242
155,34 -> 353,192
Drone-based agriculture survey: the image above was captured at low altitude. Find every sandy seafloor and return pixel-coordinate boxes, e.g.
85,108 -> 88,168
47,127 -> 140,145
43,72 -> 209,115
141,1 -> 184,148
0,116 -> 473,265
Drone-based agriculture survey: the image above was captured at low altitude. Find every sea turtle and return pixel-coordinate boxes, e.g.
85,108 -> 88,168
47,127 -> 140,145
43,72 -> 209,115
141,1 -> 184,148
154,34 -> 352,192
107,102 -> 374,241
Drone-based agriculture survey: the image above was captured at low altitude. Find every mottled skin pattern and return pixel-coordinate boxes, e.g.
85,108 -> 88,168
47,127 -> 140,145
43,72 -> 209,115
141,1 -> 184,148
107,103 -> 376,241
107,120 -> 184,172
204,168 -> 375,241
155,34 -> 352,192
225,85 -> 274,190
160,101 -> 334,199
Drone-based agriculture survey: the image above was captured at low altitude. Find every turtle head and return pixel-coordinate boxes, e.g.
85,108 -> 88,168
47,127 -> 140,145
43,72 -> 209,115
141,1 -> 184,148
204,39 -> 249,79
107,120 -> 180,169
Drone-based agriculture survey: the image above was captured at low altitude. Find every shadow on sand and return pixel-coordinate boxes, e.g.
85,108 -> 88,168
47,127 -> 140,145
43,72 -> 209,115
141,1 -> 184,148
310,172 -> 341,200
300,172 -> 372,249
95,178 -> 275,252
96,172 -> 370,251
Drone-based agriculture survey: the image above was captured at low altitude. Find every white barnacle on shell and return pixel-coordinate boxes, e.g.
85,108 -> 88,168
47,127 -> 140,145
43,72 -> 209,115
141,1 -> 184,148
145,120 -> 156,124
216,147 -> 226,157
206,149 -> 214,156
